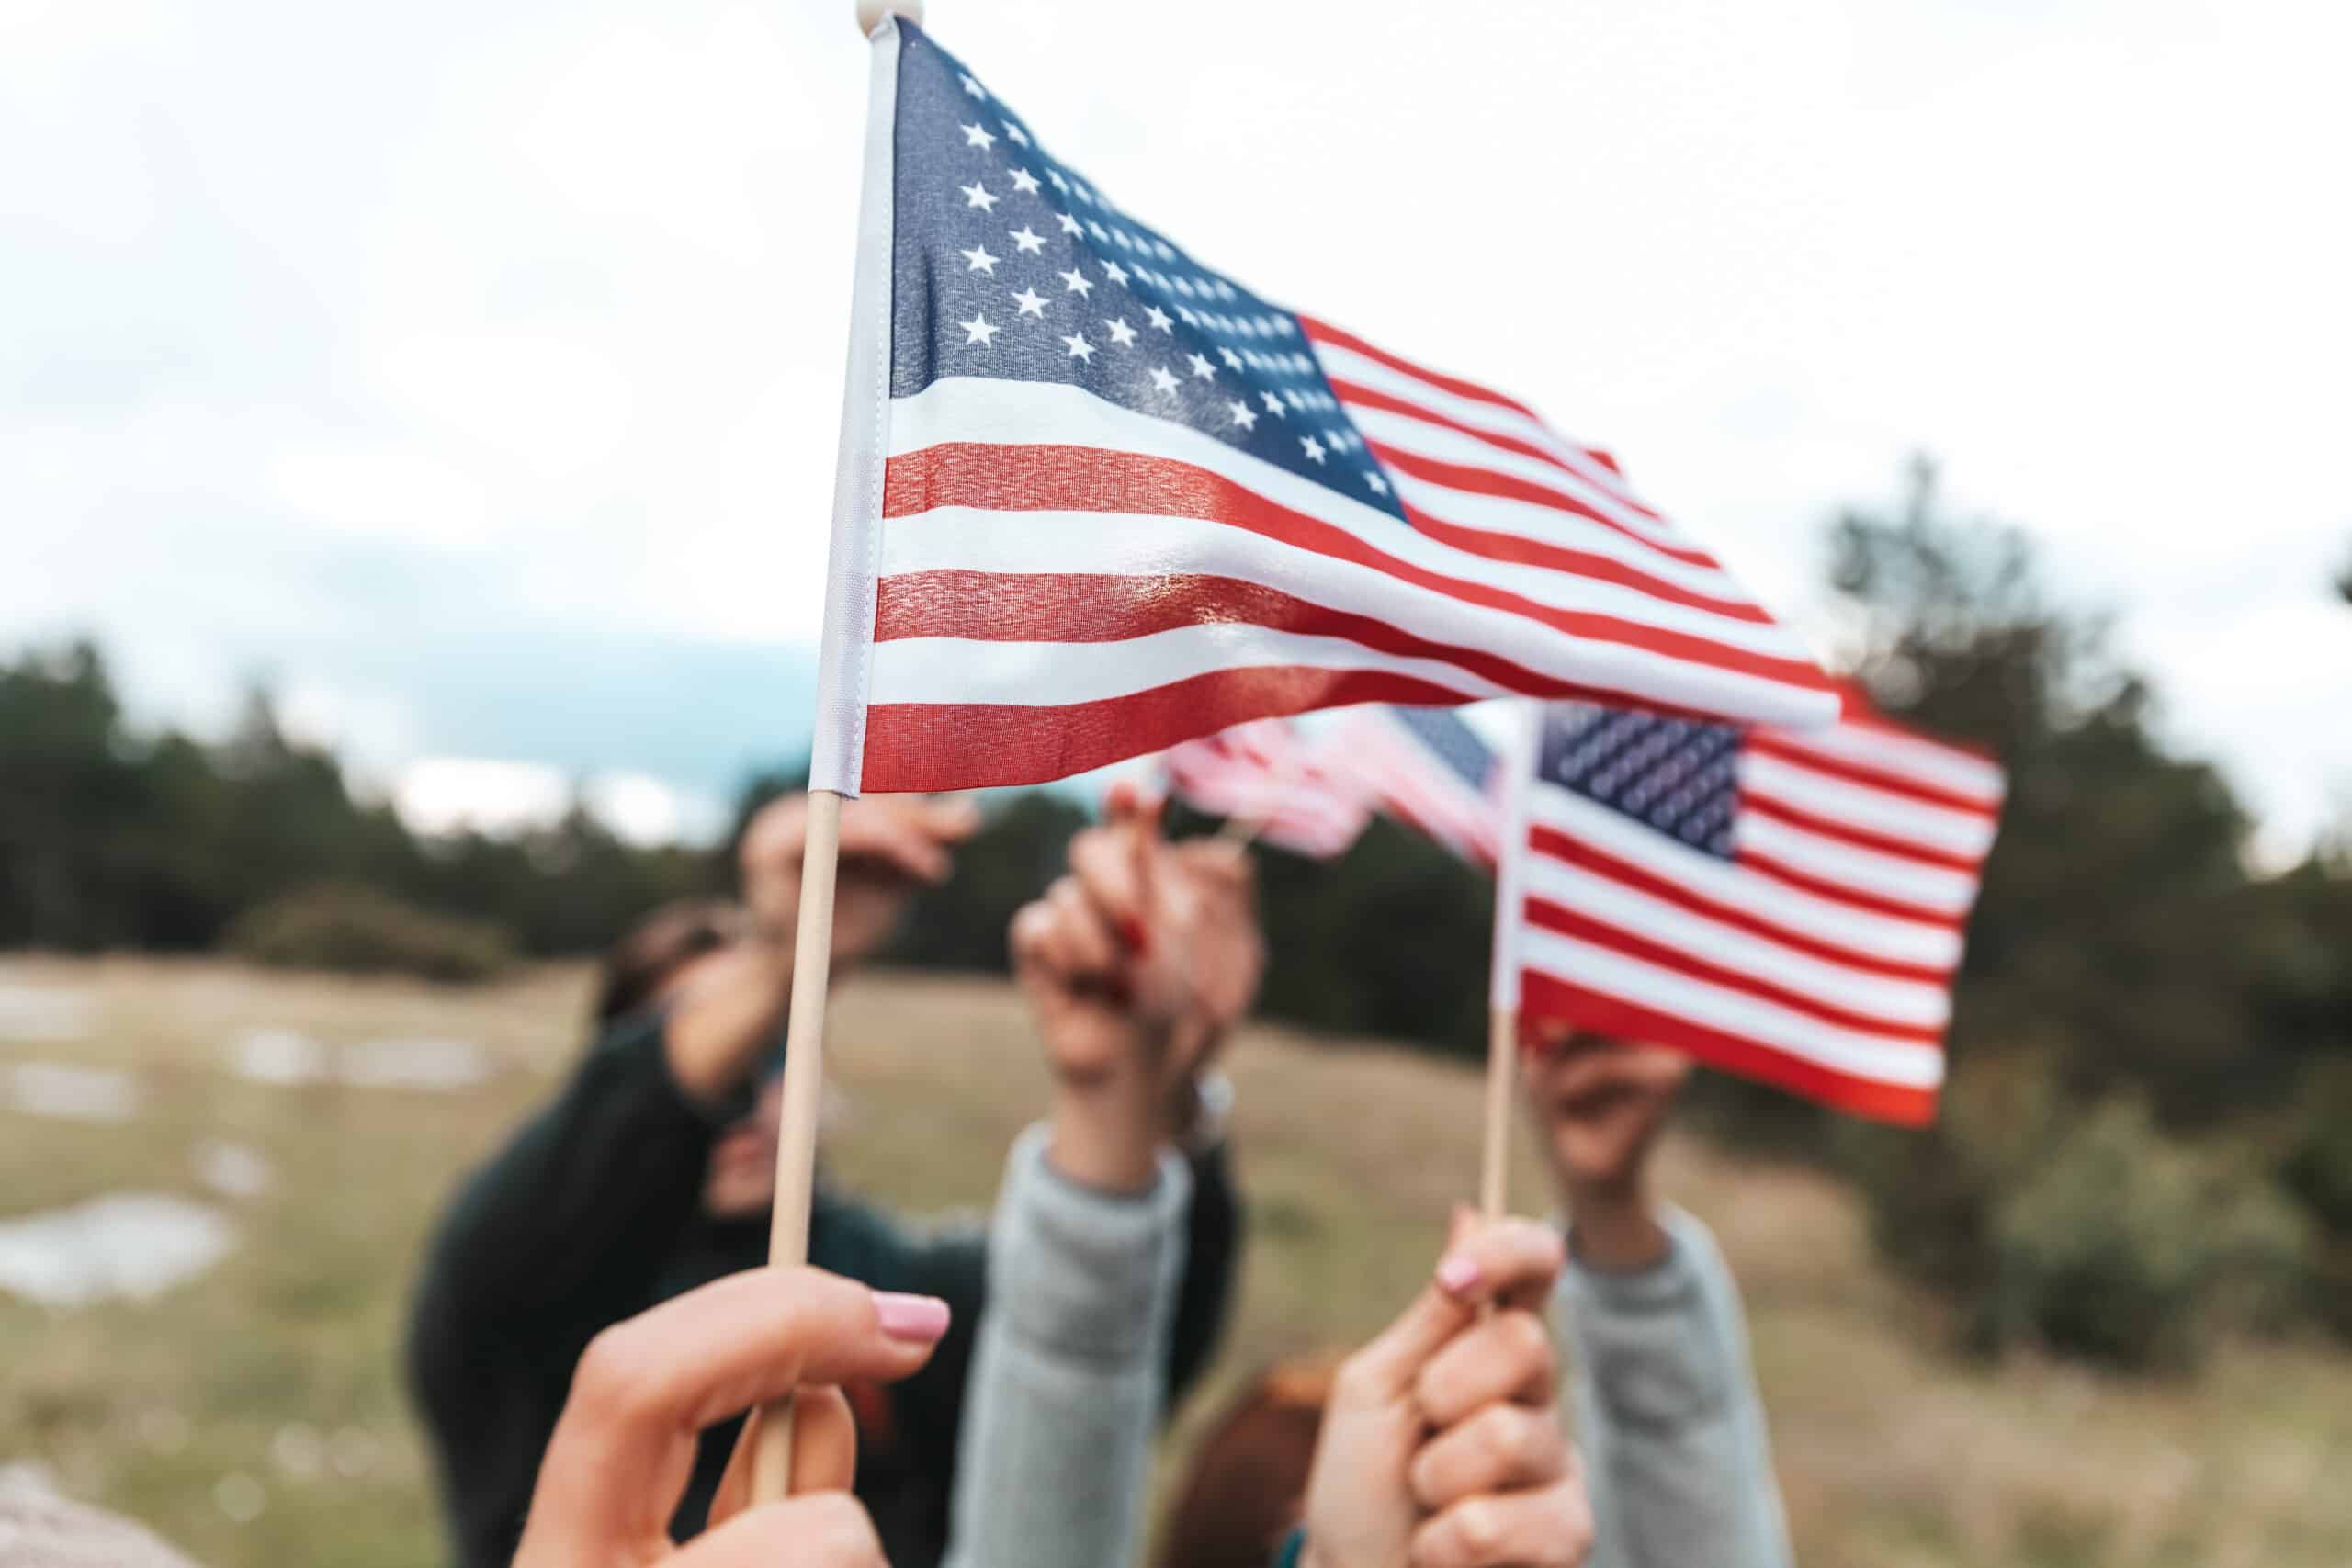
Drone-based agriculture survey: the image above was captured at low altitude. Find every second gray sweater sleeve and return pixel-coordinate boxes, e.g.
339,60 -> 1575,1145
944,1123 -> 1191,1568
1557,1204 -> 1794,1568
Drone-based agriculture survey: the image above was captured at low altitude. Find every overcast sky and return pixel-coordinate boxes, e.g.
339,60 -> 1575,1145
5,0 -> 2346,855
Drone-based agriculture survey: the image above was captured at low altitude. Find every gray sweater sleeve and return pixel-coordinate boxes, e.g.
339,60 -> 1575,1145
1557,1204 -> 1793,1568
944,1123 -> 1191,1568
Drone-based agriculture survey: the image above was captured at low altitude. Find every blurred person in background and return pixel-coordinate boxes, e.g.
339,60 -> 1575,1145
1156,1029 -> 1791,1568
407,784 -> 1257,1568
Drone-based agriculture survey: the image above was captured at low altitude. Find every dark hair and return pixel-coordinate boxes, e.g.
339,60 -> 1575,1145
1156,1357 -> 1338,1568
592,898 -> 752,1025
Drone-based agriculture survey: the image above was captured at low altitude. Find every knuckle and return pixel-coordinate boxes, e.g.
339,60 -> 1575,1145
1546,1482 -> 1596,1565
1331,1350 -> 1383,1405
1455,1500 -> 1506,1556
570,1323 -> 660,1422
1008,903 -> 1054,957
799,1494 -> 886,1564
1499,1308 -> 1553,1373
1481,1405 -> 1533,1471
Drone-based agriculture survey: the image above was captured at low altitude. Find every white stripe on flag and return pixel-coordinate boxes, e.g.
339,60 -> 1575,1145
1528,787 -> 1963,967
1521,857 -> 1952,1029
1520,925 -> 1948,1089
1737,811 -> 1982,915
1739,752 -> 1999,859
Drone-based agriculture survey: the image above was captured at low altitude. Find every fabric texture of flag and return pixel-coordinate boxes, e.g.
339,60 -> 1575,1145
1328,705 -> 1506,868
809,18 -> 1839,797
1162,718 -> 1373,861
1512,698 -> 2005,1124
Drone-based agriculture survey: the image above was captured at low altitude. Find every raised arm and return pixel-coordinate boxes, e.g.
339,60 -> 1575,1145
1523,1032 -> 1794,1568
945,786 -> 1264,1568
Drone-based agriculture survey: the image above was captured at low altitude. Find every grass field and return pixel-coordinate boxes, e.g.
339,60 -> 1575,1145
3,956 -> 2349,1567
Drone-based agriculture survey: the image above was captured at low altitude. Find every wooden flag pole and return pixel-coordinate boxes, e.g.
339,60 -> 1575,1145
743,0 -> 917,1505
1480,703 -> 1541,1219
749,786 -> 845,1499
1479,1005 -> 1517,1218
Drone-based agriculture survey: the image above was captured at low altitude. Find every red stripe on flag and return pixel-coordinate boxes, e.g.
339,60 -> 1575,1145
1328,378 -> 1620,502
861,667 -> 1478,792
880,446 -> 1832,694
872,567 -> 1804,693
1364,444 -> 1713,566
1527,825 -> 1963,975
1743,730 -> 2003,816
1389,498 -> 1773,623
1738,791 -> 1988,873
1521,897 -> 1948,1043
1736,845 -> 1963,926
1297,315 -> 1543,423
1517,974 -> 1939,1126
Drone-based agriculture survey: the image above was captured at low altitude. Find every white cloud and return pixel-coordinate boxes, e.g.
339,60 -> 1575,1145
392,755 -> 726,846
266,446 -> 492,548
392,757 -> 571,839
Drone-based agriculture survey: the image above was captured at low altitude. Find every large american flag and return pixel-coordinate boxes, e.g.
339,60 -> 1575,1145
1511,699 -> 2004,1124
808,19 -> 1839,797
1163,718 -> 1373,861
1328,705 -> 1507,868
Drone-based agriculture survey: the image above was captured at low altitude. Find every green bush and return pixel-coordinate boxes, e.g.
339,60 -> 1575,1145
2280,1059 -> 2352,1337
1848,1062 -> 2311,1371
1992,1099 -> 2309,1369
224,884 -> 517,984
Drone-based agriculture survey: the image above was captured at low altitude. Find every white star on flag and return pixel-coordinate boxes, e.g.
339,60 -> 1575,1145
960,182 -> 997,212
1105,317 -> 1138,346
959,73 -> 985,97
1261,389 -> 1285,416
1102,261 -> 1129,286
1300,434 -> 1326,463
1148,364 -> 1182,396
1187,353 -> 1216,380
1012,286 -> 1048,317
960,244 -> 999,275
1144,305 -> 1173,332
1009,167 -> 1040,194
1059,268 -> 1092,296
1227,399 -> 1258,430
1010,226 -> 1046,254
1056,212 -> 1083,236
1063,333 -> 1095,362
960,122 -> 996,149
1002,121 -> 1028,144
960,313 -> 999,345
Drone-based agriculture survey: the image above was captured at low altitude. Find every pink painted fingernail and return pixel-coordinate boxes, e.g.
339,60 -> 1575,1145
1435,1255 -> 1482,1295
874,1292 -> 952,1343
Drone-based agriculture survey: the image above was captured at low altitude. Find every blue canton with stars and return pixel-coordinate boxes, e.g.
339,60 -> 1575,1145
1393,706 -> 1498,789
888,23 -> 1406,519
1538,705 -> 1743,860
